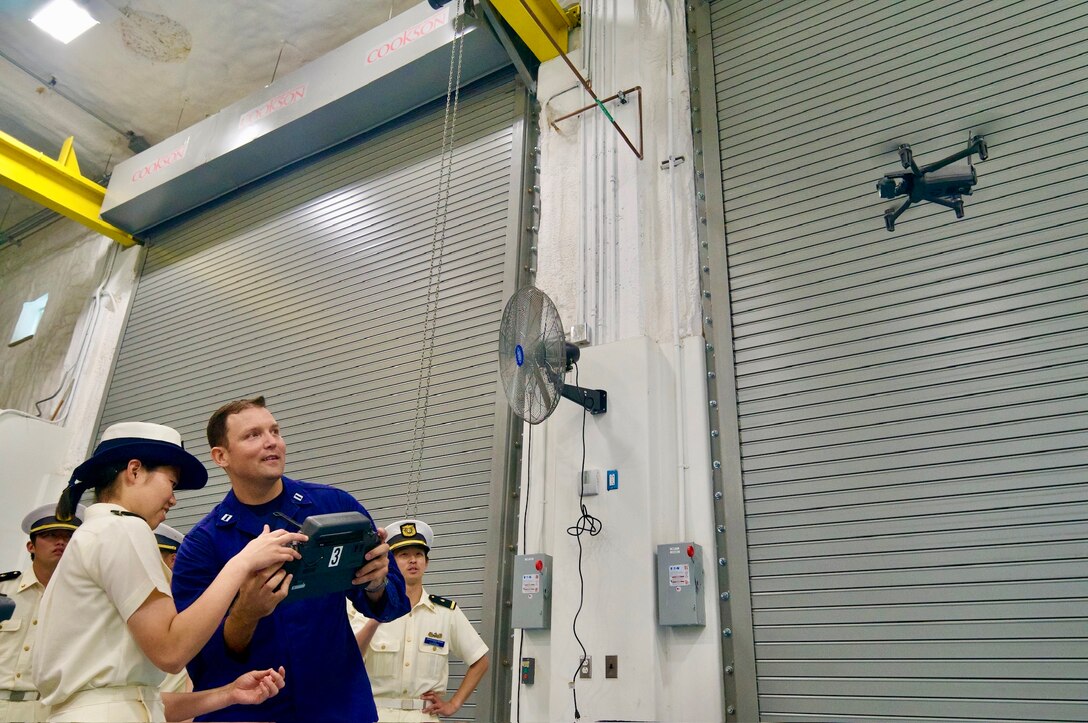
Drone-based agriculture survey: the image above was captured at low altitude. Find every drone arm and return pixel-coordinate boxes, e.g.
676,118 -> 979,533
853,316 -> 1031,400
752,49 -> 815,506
927,195 -> 965,218
927,195 -> 959,210
884,198 -> 913,232
919,136 -> 987,174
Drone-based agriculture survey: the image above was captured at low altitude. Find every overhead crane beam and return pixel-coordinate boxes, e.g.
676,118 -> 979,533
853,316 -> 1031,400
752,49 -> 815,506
0,130 -> 137,247
490,0 -> 578,61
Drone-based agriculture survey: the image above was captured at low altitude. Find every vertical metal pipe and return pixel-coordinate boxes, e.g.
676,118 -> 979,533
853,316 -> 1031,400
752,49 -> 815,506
610,0 -> 621,342
662,0 -> 688,540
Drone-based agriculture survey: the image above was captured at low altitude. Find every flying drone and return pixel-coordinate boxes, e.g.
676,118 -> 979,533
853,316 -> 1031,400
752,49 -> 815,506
877,135 -> 989,232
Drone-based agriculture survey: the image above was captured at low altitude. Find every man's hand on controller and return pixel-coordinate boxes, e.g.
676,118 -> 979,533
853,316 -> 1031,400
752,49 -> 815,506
233,564 -> 292,622
353,526 -> 390,596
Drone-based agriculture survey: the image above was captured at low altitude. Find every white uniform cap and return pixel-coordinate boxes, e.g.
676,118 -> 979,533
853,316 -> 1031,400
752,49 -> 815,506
21,503 -> 87,535
153,523 -> 185,552
70,421 -> 208,492
385,519 -> 435,552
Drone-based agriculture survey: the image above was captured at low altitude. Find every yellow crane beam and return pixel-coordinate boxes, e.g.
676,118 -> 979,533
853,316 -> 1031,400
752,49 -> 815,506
491,0 -> 579,62
0,130 -> 137,247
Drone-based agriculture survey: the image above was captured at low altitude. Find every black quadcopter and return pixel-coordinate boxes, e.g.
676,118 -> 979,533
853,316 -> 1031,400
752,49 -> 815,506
877,135 -> 989,231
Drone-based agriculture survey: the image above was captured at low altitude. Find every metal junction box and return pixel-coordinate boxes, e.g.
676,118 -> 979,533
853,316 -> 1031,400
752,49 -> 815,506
512,554 -> 552,629
656,542 -> 706,626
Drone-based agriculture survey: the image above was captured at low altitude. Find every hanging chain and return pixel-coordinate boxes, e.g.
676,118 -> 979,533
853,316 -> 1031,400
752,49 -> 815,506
406,0 -> 466,518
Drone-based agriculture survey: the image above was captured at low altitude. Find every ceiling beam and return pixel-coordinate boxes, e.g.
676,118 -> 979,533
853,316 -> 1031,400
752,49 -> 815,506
0,130 -> 136,247
490,0 -> 576,61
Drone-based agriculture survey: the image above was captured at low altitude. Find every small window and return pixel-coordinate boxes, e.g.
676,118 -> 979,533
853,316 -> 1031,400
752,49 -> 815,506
9,293 -> 48,346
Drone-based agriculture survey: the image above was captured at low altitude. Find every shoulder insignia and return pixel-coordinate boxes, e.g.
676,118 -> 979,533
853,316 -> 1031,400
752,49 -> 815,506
111,510 -> 144,519
429,594 -> 456,610
0,570 -> 21,582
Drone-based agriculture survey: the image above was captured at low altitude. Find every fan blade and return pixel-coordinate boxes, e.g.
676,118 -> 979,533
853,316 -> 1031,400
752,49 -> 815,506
526,287 -> 544,343
530,363 -> 559,414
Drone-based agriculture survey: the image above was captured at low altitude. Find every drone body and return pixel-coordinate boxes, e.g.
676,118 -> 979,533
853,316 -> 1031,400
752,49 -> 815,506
877,135 -> 988,231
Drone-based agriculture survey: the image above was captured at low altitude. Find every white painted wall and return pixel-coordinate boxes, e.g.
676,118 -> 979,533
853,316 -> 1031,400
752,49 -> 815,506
0,220 -> 143,570
0,411 -> 73,572
512,1 -> 722,719
513,338 -> 721,722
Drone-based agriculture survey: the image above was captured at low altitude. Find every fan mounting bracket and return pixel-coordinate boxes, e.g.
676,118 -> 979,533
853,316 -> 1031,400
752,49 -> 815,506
561,385 -> 607,415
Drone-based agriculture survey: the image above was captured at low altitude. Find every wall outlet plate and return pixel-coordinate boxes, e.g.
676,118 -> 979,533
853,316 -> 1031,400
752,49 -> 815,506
579,655 -> 592,678
581,469 -> 600,496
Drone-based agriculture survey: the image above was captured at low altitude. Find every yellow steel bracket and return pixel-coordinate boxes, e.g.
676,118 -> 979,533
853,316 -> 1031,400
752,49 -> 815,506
491,0 -> 577,61
0,130 -> 137,247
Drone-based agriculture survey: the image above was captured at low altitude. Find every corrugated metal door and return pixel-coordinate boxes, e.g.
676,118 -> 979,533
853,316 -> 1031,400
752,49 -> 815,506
692,1 -> 1088,720
96,71 -> 527,722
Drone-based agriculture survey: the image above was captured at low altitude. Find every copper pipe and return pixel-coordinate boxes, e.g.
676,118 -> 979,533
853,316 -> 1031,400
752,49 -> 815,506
517,0 -> 644,160
550,86 -> 644,160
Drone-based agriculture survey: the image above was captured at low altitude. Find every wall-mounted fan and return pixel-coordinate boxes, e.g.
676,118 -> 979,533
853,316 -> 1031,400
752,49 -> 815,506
498,286 -> 607,424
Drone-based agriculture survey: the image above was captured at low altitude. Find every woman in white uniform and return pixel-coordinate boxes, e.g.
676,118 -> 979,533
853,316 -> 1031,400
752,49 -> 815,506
31,422 -> 307,723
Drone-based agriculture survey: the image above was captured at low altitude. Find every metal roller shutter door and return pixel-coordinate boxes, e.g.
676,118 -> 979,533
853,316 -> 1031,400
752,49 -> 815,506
695,1 -> 1088,720
96,71 -> 526,722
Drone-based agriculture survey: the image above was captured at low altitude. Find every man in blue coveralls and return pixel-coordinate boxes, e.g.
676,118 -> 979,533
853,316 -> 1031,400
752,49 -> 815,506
171,396 -> 410,722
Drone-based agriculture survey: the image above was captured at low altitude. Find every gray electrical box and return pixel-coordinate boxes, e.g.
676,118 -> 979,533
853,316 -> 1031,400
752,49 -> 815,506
511,554 -> 552,629
656,543 -> 706,626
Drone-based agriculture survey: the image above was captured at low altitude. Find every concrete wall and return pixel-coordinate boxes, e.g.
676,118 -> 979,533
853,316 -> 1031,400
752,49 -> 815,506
512,1 -> 722,719
2,223 -> 113,416
537,1 -> 701,346
0,220 -> 143,568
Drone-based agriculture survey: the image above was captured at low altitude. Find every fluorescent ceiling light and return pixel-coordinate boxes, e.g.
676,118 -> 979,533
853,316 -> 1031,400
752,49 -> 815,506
30,0 -> 99,44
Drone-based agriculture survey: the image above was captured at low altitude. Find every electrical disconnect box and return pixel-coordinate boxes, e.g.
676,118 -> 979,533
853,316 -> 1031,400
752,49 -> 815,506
656,542 -> 706,626
512,554 -> 552,629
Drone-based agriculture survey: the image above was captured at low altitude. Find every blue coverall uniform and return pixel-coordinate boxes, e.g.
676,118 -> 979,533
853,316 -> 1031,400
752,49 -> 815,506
171,477 -> 410,722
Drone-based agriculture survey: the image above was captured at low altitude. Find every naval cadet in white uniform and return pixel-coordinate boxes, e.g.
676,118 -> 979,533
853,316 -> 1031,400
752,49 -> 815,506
153,524 -> 185,572
32,422 -> 301,723
152,524 -> 192,700
349,519 -> 489,722
0,503 -> 85,723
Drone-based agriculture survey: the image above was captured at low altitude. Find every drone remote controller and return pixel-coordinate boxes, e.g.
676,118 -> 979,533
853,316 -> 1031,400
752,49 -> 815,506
276,511 -> 381,601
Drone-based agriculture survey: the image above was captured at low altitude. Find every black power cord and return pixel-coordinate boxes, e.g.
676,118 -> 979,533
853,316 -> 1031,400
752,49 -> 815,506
566,363 -> 602,719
